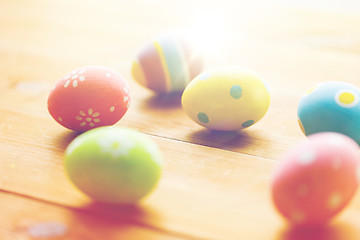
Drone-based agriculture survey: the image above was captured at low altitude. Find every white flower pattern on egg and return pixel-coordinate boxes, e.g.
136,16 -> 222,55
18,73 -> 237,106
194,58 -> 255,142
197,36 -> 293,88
97,133 -> 135,158
76,108 -> 100,127
64,68 -> 86,88
49,66 -> 131,132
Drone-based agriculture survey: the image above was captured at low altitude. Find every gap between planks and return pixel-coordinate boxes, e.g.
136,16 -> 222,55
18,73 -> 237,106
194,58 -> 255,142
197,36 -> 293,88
0,106 -> 281,164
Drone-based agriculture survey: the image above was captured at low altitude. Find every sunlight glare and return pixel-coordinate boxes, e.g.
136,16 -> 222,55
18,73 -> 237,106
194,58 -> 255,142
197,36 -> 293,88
188,11 -> 233,62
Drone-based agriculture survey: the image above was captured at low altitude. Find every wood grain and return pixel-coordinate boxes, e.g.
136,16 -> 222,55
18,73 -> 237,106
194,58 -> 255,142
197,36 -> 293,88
2,110 -> 360,239
0,191 -> 188,240
1,0 -> 360,239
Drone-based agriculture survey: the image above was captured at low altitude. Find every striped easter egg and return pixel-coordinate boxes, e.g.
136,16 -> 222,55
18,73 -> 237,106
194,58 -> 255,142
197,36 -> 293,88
131,33 -> 204,93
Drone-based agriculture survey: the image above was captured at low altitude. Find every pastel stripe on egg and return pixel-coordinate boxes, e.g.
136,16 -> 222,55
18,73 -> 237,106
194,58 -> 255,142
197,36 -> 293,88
153,40 -> 172,91
132,34 -> 201,93
156,35 -> 191,92
134,42 -> 168,92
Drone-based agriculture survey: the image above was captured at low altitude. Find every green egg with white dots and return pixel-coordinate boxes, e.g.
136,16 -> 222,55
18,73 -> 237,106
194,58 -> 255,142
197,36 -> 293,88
64,127 -> 162,204
182,66 -> 271,131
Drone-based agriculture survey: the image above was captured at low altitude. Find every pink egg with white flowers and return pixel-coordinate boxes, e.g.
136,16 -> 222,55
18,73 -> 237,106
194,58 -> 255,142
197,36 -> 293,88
48,65 -> 130,132
272,132 -> 360,225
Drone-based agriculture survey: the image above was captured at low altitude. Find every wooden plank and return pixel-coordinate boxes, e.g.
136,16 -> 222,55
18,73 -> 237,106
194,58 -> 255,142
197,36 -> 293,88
0,109 -> 276,239
0,190 -> 187,240
1,110 -> 360,239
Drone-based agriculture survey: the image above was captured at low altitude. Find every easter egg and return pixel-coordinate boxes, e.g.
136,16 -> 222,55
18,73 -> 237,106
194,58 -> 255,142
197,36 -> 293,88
272,132 -> 360,225
131,33 -> 204,93
64,127 -> 162,204
181,66 -> 270,131
298,81 -> 360,144
48,65 -> 131,132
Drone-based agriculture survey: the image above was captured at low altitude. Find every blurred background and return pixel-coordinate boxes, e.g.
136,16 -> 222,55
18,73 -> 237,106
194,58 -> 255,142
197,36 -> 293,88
2,0 -> 360,137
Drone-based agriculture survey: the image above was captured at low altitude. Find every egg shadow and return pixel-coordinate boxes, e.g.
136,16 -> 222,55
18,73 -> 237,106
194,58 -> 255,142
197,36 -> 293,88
77,201 -> 150,223
141,92 -> 182,110
64,202 -> 165,239
276,222 -> 356,240
186,128 -> 259,151
51,130 -> 80,150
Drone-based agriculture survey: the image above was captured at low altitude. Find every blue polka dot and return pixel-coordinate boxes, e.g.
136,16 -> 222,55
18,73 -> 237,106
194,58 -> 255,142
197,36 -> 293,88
198,112 -> 209,123
230,85 -> 242,99
242,120 -> 254,128
198,72 -> 211,81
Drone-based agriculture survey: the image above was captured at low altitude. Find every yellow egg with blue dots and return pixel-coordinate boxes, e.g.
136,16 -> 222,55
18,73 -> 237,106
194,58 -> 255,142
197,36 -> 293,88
181,67 -> 270,131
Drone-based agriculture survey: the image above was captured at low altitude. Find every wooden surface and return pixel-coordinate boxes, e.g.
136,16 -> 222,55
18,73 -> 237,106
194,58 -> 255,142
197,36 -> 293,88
1,0 -> 360,239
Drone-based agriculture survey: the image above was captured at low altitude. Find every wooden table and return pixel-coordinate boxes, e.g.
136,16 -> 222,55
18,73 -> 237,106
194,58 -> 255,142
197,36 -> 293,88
1,0 -> 360,239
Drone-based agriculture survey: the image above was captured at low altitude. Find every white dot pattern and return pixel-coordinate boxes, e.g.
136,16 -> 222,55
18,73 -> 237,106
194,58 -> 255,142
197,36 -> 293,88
327,192 -> 343,210
296,184 -> 309,197
357,165 -> 360,182
331,157 -> 342,170
291,210 -> 305,223
298,150 -> 317,165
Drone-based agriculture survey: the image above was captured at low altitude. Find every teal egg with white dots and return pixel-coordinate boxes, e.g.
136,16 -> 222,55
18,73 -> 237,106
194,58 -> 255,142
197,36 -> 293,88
298,81 -> 360,145
181,66 -> 271,131
64,127 -> 162,204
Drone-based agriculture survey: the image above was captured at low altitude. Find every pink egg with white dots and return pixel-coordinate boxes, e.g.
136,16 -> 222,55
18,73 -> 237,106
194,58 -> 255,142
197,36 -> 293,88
271,132 -> 360,225
48,65 -> 130,132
